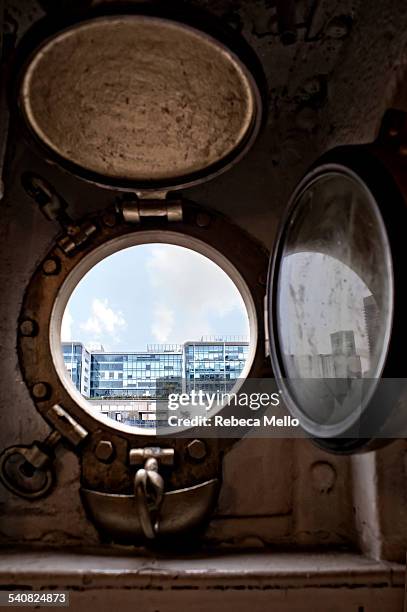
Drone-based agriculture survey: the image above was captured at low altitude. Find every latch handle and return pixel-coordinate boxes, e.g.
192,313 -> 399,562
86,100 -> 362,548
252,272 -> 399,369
131,447 -> 174,539
134,457 -> 164,539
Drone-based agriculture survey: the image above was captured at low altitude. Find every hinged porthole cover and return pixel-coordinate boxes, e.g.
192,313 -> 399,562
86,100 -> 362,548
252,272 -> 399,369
6,4 -> 268,545
267,109 -> 407,454
14,5 -> 264,192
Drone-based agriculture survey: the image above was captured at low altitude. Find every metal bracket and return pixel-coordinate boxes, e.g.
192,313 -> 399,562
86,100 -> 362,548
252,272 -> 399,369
0,406 -> 88,500
21,173 -> 97,255
119,199 -> 183,224
0,430 -> 61,499
46,404 -> 88,447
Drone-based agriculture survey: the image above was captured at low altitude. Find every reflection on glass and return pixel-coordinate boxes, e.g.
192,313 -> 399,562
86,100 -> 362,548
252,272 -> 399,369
277,172 -> 393,427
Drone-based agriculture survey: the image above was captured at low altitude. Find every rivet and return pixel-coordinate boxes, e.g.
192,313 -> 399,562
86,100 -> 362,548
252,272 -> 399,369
31,382 -> 50,401
311,461 -> 336,493
186,439 -> 207,461
95,440 -> 114,463
101,212 -> 117,227
42,257 -> 60,275
196,212 -> 211,228
19,319 -> 38,337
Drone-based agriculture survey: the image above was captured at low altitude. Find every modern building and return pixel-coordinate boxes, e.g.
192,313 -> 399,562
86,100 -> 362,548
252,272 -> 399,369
363,294 -> 380,365
62,342 -> 91,398
285,330 -> 362,379
184,338 -> 249,393
62,337 -> 249,426
90,344 -> 183,400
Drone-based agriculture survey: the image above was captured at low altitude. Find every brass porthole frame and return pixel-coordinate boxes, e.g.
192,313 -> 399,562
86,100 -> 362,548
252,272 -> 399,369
18,199 -> 271,495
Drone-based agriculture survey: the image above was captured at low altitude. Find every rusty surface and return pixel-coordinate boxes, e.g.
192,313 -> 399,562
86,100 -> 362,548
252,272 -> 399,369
17,199 -> 270,498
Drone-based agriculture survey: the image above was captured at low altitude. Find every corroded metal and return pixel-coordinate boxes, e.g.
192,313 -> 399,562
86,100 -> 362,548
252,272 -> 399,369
22,173 -> 98,255
17,196 -> 270,541
46,404 -> 88,447
19,15 -> 262,190
0,431 -> 61,500
18,199 -> 269,454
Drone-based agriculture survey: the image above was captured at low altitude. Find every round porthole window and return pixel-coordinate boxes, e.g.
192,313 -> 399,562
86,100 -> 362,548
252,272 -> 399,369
268,132 -> 407,453
52,235 -> 257,436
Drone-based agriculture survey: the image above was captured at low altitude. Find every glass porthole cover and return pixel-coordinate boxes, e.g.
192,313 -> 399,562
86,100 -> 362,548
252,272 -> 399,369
268,155 -> 399,449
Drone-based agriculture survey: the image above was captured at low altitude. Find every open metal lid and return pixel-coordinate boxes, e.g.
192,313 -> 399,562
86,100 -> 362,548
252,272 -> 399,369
18,14 -> 263,191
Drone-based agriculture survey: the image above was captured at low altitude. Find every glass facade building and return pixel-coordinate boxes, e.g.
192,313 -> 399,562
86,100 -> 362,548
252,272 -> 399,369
90,347 -> 183,399
62,342 -> 91,398
184,341 -> 249,393
62,338 -> 248,425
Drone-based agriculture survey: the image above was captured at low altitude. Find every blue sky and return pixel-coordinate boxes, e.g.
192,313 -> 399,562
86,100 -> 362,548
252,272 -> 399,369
61,244 -> 249,351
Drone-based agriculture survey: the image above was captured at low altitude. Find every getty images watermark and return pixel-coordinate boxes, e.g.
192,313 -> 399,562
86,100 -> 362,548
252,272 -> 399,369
165,389 -> 300,429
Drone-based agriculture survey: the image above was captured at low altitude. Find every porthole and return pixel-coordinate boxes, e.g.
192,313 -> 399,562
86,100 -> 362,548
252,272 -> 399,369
268,124 -> 407,453
14,197 -> 269,540
8,5 -> 268,542
52,233 -> 258,436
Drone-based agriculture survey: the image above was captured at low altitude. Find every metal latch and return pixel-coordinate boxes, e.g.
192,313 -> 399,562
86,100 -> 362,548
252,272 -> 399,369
130,447 -> 175,539
46,404 -> 88,447
0,430 -> 61,499
21,173 -> 97,255
0,406 -> 88,500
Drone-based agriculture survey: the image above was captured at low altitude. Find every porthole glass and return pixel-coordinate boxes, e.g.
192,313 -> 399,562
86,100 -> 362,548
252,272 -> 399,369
50,234 -> 257,434
273,169 -> 394,437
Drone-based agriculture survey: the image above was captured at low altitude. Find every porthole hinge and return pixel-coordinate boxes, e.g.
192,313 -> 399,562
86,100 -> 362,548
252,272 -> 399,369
119,199 -> 183,224
22,173 -> 97,255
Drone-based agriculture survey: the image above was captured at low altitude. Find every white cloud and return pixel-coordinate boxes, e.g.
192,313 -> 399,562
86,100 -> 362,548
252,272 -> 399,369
147,245 -> 248,343
61,308 -> 73,341
151,304 -> 175,342
80,298 -> 127,340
